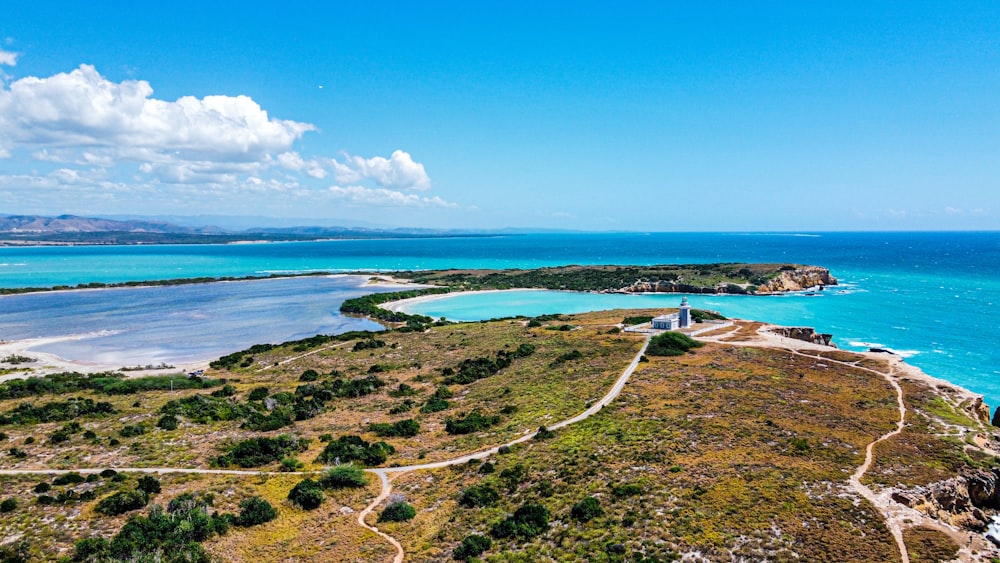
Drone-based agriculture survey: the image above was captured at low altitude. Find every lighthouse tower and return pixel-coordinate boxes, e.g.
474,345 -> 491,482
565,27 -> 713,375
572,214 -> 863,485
678,297 -> 692,328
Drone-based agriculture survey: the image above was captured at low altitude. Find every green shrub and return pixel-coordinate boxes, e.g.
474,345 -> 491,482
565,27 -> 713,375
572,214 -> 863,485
534,426 -> 555,440
99,468 -> 118,478
156,414 -> 179,430
315,435 -> 395,466
9,447 -> 27,459
454,534 -> 492,560
248,387 -> 270,401
0,497 -> 16,513
571,496 -> 603,522
137,475 -> 161,495
299,369 -> 319,382
288,479 -> 325,510
53,473 -> 85,486
388,383 -> 417,397
378,501 -> 416,523
478,461 -> 496,474
95,489 -> 149,516
320,465 -> 369,489
210,384 -> 238,398
215,434 -> 308,468
234,496 -> 277,527
611,483 -> 642,498
459,484 -> 500,508
389,399 -> 416,414
119,424 -> 146,438
368,419 -> 420,438
279,456 -> 304,472
34,482 -> 50,493
646,331 -> 704,356
445,411 -> 501,435
490,503 -> 550,541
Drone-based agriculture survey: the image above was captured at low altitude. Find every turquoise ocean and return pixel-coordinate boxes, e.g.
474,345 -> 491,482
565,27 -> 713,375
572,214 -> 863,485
1,232 -> 998,410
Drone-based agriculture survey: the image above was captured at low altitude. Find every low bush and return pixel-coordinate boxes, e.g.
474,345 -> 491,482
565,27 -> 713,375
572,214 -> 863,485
95,489 -> 149,516
288,479 -> 325,510
490,503 -> 550,541
53,473 -> 86,486
137,475 -> 161,495
459,483 -> 500,508
646,331 -> 704,356
215,434 -> 308,468
0,497 -> 16,513
368,419 -> 420,438
234,496 -> 277,527
319,465 -> 369,489
119,424 -> 146,438
156,414 -> 179,430
445,411 -> 501,435
571,496 -> 603,522
315,435 -> 395,466
378,501 -> 416,523
454,534 -> 492,560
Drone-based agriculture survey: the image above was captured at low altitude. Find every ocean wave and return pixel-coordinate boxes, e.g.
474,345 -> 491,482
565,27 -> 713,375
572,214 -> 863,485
0,263 -> 27,267
848,341 -> 883,348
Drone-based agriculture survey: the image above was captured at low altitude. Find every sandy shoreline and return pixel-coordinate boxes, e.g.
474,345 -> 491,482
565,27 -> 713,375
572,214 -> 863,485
0,274 -> 425,381
0,335 -> 211,382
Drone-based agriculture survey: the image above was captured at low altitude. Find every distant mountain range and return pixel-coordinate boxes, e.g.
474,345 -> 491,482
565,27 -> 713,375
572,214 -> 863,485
0,214 -> 545,245
0,214 -> 222,235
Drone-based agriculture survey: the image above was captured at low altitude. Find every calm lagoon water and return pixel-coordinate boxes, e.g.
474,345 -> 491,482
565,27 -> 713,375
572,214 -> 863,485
1,232 -> 998,409
0,276 -> 389,365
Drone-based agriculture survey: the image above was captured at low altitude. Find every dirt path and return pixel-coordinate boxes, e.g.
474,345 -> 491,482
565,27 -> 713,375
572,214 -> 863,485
355,333 -> 652,561
700,324 -> 997,562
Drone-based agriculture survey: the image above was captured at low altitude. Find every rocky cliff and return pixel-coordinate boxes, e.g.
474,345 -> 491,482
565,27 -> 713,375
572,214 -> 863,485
892,469 -> 1000,534
620,266 -> 837,295
753,266 -> 838,293
768,326 -> 836,347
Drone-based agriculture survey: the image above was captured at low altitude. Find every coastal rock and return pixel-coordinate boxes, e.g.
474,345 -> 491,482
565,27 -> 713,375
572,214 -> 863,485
969,397 -> 993,425
967,470 -> 1000,509
896,469 -> 1000,532
754,266 -> 838,294
993,406 -> 1000,428
619,267 -> 837,296
769,327 -> 836,347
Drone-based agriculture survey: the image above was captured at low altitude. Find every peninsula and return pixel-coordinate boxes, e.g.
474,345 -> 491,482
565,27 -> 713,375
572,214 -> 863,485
0,269 -> 998,562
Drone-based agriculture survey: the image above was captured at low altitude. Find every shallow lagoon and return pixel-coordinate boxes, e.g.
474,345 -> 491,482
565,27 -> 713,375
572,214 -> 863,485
0,276 -> 391,365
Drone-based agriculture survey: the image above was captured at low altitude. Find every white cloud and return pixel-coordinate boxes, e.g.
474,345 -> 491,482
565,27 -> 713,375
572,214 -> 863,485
0,49 -> 16,66
331,150 -> 430,190
0,64 -> 459,216
328,185 -> 455,207
277,151 -> 327,179
0,65 -> 314,164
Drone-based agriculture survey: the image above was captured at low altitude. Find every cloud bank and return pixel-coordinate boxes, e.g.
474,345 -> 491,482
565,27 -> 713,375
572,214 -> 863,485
0,64 -> 455,214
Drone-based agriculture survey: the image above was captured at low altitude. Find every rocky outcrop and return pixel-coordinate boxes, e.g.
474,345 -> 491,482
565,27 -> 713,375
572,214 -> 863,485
619,267 -> 837,295
768,327 -> 836,347
893,469 -> 1000,531
753,267 -> 838,294
992,406 -> 1000,428
966,397 -> 993,425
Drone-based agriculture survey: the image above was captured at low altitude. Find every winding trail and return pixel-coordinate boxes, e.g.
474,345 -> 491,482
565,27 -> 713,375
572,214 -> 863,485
4,324 -> 994,561
355,333 -> 652,562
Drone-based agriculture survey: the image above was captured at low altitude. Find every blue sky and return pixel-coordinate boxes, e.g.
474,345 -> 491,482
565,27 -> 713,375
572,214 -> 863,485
0,1 -> 997,231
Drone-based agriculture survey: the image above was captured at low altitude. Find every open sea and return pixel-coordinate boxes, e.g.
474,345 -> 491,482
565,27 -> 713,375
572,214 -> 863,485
1,232 -> 998,410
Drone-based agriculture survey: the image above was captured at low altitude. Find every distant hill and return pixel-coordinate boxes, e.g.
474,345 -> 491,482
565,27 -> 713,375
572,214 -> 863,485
0,214 -> 219,235
0,214 -> 499,245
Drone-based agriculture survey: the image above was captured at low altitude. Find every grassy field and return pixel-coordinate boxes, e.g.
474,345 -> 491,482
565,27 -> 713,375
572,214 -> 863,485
0,310 -> 991,561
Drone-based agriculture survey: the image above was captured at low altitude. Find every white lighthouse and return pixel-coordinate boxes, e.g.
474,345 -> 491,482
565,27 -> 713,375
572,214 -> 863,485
678,297 -> 692,328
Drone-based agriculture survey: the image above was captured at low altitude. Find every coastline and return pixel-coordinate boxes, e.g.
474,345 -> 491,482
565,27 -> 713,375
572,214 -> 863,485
0,335 -> 211,383
383,288 -> 995,415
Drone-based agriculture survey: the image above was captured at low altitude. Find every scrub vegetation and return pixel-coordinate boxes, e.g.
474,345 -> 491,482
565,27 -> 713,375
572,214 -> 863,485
0,307 -> 992,561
